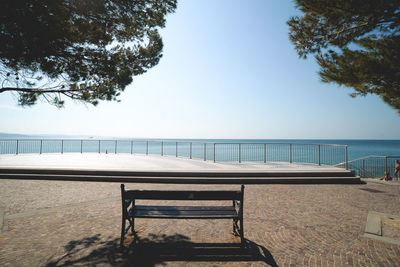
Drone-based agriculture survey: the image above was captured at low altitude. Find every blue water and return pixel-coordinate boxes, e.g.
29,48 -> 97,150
152,139 -> 400,160
0,133 -> 399,160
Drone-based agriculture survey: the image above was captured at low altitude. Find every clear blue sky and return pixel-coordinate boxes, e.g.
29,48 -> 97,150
1,0 -> 400,139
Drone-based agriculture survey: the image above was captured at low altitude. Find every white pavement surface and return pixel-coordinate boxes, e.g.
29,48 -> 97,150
0,153 -> 345,173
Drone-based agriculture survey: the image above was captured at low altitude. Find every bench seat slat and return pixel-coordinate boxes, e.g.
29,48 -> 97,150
134,213 -> 237,219
125,190 -> 241,200
133,206 -> 238,218
134,214 -> 237,219
134,205 -> 235,211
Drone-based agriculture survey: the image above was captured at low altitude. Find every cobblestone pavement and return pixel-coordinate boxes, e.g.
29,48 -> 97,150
0,179 -> 399,266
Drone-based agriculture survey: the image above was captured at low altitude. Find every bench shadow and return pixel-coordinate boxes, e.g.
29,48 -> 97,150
46,233 -> 278,267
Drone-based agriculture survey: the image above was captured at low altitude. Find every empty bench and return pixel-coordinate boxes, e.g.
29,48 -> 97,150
120,184 -> 245,246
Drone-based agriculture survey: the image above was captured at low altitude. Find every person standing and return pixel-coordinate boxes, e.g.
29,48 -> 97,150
394,160 -> 400,180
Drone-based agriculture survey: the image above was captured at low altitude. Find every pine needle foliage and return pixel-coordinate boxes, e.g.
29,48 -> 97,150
288,0 -> 400,112
0,0 -> 177,107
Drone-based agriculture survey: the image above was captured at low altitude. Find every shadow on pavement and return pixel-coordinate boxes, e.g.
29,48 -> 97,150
46,233 -> 278,266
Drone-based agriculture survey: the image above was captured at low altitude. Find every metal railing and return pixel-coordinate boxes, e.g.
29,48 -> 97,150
336,156 -> 400,178
0,139 -> 348,168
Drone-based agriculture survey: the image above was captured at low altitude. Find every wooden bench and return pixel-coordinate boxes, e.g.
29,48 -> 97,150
120,184 -> 245,247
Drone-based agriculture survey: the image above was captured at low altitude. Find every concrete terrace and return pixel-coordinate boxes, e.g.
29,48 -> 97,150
0,154 -> 358,184
0,153 -> 345,171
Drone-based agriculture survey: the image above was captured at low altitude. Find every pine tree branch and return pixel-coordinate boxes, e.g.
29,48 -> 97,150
0,87 -> 80,94
325,17 -> 398,40
326,22 -> 369,39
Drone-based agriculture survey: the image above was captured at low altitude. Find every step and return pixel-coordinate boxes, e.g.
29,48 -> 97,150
0,173 -> 361,184
0,167 -> 354,177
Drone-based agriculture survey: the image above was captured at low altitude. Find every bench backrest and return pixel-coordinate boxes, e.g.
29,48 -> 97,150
121,184 -> 244,201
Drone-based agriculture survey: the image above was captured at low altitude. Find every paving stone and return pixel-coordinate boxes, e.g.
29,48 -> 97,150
365,212 -> 382,236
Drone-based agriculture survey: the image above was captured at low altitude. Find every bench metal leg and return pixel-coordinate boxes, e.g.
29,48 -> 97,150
120,216 -> 126,247
240,217 -> 245,245
239,184 -> 245,246
130,200 -> 135,233
129,217 -> 135,233
233,200 -> 240,236
121,215 -> 135,247
120,184 -> 126,247
233,218 -> 239,236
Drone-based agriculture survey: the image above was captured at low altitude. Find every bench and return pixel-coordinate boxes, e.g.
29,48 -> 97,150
120,184 -> 245,247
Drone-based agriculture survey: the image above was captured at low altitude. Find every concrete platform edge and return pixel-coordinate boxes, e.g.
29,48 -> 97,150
0,173 -> 361,184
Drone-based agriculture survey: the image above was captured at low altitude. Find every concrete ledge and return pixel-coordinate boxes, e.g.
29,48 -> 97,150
0,153 -> 361,184
0,173 -> 361,184
0,167 -> 354,177
0,155 -> 358,184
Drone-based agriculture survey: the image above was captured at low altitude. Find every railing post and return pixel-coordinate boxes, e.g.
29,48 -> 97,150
146,141 -> 149,155
176,142 -> 178,157
345,146 -> 348,170
385,156 -> 388,175
99,140 -> 101,153
16,140 -> 18,155
213,143 -> 216,163
130,140 -> 133,154
115,140 -> 117,154
161,141 -> 163,156
80,140 -> 83,153
61,140 -> 63,154
318,144 -> 321,166
264,143 -> 266,163
40,140 -> 42,154
204,143 -> 206,161
239,144 -> 241,163
190,142 -> 192,159
362,159 -> 365,177
290,144 -> 292,163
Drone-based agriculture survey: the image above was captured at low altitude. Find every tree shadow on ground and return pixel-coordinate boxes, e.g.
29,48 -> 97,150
46,232 -> 278,267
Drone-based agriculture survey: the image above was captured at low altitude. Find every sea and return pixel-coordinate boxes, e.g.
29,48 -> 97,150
0,133 -> 399,161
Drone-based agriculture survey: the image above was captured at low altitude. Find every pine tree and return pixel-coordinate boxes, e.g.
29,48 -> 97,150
288,0 -> 400,112
0,0 -> 176,107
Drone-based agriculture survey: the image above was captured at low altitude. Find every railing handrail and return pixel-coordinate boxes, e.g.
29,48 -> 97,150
338,154 -> 400,178
344,155 -> 400,164
0,138 -> 349,147
212,142 -> 347,147
344,155 -> 387,164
